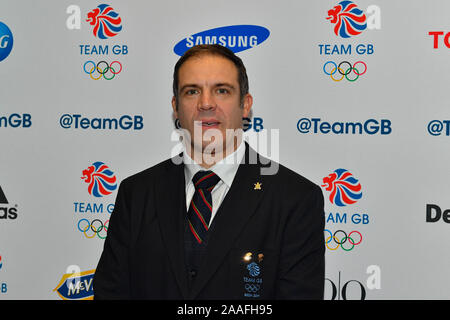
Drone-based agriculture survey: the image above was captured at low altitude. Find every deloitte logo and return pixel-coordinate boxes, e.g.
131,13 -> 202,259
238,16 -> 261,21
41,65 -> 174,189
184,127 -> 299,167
0,21 -> 13,62
173,25 -> 270,56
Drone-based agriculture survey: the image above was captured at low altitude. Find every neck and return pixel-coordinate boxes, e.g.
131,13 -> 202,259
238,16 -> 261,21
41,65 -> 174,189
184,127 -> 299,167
186,137 -> 242,169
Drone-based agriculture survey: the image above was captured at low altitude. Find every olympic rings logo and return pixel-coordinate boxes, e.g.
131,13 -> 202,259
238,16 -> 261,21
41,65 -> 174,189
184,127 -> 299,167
323,61 -> 367,82
83,61 -> 122,80
77,219 -> 109,239
324,229 -> 362,251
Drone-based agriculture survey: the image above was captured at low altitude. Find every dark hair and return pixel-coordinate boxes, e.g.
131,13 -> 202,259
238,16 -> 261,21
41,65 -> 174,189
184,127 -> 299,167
172,44 -> 249,109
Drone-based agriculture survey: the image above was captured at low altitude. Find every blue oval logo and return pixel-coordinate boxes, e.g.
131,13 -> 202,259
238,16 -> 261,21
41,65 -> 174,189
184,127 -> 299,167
0,21 -> 13,62
173,25 -> 270,56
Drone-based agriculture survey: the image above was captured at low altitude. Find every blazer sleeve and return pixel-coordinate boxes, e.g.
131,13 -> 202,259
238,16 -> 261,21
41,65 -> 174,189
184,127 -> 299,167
275,184 -> 325,299
93,180 -> 131,299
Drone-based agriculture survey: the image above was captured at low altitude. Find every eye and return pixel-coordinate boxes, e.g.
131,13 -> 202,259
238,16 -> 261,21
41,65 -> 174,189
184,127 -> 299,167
185,89 -> 199,95
217,88 -> 229,94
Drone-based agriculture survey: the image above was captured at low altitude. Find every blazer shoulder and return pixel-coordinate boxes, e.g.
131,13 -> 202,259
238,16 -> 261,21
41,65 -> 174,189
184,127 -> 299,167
260,156 -> 322,198
246,145 -> 321,196
119,156 -> 181,190
278,163 -> 319,190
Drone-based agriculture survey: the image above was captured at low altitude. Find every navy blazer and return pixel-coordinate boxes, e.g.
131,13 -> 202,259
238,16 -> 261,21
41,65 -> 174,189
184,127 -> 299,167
93,143 -> 325,299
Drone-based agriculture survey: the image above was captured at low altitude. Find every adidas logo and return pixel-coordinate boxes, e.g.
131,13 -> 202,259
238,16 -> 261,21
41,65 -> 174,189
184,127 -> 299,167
0,186 -> 17,220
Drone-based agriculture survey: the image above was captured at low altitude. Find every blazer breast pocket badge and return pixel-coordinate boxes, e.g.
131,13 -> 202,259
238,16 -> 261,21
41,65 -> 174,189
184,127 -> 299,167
242,252 -> 264,298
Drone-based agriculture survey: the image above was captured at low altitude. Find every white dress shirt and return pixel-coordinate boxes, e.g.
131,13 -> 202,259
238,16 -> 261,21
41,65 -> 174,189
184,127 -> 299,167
183,140 -> 246,227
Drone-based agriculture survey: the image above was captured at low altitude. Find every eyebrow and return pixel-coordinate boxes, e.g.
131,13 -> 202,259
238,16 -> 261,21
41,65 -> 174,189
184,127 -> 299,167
179,82 -> 236,93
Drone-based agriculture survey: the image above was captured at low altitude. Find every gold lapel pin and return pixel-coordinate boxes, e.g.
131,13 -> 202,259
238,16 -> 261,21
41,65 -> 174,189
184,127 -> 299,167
254,182 -> 262,190
244,252 -> 253,262
258,253 -> 264,263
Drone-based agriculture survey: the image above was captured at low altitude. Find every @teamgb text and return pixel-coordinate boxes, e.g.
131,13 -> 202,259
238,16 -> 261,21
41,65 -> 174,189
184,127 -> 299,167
427,120 -> 450,136
324,229 -> 362,251
296,118 -> 392,135
323,61 -> 367,82
77,218 -> 109,239
83,61 -> 122,80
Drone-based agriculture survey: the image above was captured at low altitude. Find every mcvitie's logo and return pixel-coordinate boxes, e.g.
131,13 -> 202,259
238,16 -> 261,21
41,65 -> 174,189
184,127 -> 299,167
54,269 -> 95,300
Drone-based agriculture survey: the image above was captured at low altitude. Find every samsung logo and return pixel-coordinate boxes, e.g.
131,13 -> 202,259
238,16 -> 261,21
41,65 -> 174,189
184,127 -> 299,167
174,25 -> 270,56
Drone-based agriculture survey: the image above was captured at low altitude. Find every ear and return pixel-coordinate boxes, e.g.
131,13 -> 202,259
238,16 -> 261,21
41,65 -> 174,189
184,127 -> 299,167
171,96 -> 178,118
242,93 -> 253,118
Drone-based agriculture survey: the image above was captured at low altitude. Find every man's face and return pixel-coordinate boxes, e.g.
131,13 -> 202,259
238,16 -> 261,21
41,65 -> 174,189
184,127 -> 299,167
172,54 -> 252,155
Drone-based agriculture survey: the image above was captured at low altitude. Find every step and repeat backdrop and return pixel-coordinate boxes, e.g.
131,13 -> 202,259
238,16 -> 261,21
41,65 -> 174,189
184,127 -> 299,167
0,0 -> 449,300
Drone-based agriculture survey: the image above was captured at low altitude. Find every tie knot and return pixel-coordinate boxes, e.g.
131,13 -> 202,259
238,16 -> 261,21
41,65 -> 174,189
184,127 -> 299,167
192,170 -> 221,191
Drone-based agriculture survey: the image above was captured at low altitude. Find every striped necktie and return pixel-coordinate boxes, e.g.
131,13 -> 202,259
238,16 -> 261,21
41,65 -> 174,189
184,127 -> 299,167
187,170 -> 221,244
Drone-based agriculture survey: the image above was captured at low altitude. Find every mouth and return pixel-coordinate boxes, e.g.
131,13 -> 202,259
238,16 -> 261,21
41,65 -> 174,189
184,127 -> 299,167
197,119 -> 221,128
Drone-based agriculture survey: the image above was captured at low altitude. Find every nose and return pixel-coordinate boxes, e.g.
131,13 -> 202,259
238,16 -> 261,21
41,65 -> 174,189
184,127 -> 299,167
198,90 -> 216,111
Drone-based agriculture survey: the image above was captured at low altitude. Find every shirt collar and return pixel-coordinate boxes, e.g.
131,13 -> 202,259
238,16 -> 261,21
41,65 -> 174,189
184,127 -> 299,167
183,140 -> 246,188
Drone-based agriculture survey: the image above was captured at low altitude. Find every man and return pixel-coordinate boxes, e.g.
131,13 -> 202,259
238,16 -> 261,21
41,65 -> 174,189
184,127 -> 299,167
93,44 -> 325,299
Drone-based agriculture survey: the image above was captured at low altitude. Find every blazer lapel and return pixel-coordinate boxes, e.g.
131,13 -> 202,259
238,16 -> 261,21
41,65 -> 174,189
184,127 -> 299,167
189,144 -> 268,299
155,158 -> 189,299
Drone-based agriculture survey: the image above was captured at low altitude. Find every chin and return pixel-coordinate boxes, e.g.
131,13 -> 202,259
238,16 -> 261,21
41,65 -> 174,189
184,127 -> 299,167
201,139 -> 225,154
